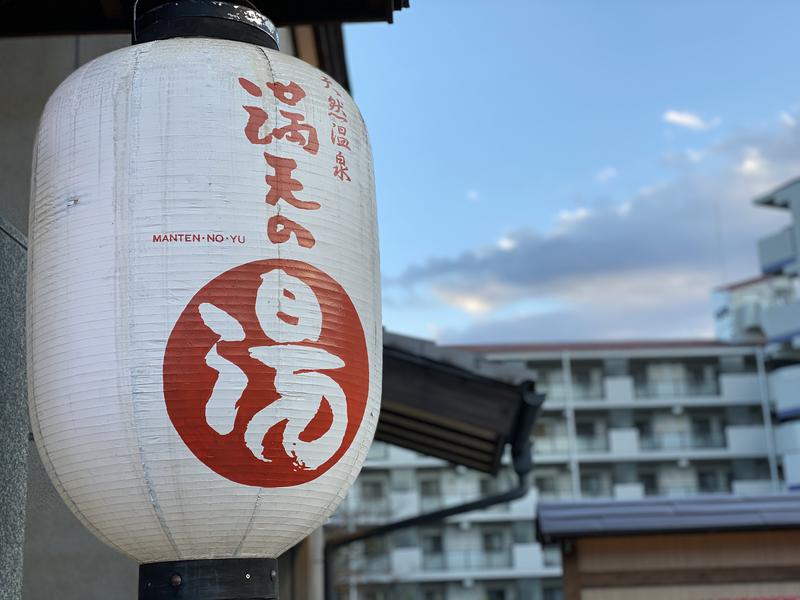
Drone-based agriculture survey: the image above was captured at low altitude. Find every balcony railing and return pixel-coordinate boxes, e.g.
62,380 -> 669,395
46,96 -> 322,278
537,489 -> 575,501
345,554 -> 391,575
535,437 -> 570,454
537,384 -> 604,401
639,432 -> 725,451
422,549 -> 513,571
543,545 -> 562,568
536,436 -> 609,454
576,436 -> 609,453
634,379 -> 719,399
644,485 -> 730,497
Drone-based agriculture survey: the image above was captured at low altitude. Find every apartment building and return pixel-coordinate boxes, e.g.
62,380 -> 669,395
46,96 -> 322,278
329,339 -> 779,600
750,179 -> 800,490
327,179 -> 800,600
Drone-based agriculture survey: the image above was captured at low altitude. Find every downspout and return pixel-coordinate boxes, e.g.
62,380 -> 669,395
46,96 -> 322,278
323,382 -> 545,599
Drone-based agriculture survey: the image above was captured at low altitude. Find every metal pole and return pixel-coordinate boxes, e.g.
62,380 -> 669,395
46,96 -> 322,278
755,346 -> 781,491
561,351 -> 581,498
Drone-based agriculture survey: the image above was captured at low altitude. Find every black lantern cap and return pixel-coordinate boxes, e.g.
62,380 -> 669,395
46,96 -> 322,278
133,1 -> 279,50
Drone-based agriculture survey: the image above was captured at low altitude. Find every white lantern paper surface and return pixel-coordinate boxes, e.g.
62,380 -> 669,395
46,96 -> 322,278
27,38 -> 381,563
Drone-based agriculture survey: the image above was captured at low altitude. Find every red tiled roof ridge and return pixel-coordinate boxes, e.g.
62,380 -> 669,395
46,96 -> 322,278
714,273 -> 778,292
449,338 -> 759,352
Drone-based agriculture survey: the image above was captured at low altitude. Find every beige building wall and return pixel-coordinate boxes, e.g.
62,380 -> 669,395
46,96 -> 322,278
565,531 -> 800,600
584,581 -> 800,600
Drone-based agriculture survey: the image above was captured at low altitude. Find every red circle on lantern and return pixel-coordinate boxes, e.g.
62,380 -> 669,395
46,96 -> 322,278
163,259 -> 369,487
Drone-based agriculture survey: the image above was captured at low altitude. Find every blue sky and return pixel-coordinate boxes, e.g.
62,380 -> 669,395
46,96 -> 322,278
344,0 -> 800,343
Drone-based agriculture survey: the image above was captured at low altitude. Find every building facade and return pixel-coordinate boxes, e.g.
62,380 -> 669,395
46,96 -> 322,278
328,178 -> 800,600
750,180 -> 800,491
330,339 -> 781,600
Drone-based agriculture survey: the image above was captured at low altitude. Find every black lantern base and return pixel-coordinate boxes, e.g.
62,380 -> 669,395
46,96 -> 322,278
139,558 -> 278,599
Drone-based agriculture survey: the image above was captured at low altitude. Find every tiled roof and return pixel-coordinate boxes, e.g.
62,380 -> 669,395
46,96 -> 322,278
537,494 -> 800,543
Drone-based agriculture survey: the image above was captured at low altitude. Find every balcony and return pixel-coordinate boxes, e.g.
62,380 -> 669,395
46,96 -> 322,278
758,226 -> 796,274
576,436 -> 609,453
725,425 -> 768,455
603,376 -> 634,403
640,432 -> 725,451
770,365 -> 800,417
613,482 -> 645,500
720,373 -> 762,404
422,549 -> 513,571
762,300 -> 800,343
535,437 -> 571,455
777,420 -> 800,456
634,379 -> 719,399
731,479 -> 775,495
538,383 -> 604,404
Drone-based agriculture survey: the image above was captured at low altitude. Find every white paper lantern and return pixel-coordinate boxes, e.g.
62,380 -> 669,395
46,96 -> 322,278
27,29 -> 381,564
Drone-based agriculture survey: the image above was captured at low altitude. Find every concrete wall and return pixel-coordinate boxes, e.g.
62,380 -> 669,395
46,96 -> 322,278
0,33 -> 137,600
0,34 -> 130,235
0,218 -> 29,600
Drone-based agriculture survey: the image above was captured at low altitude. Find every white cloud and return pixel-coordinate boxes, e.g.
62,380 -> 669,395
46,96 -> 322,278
466,189 -> 479,202
737,147 -> 768,176
663,109 -> 718,131
615,201 -> 632,216
389,119 -> 800,343
595,166 -> 618,183
685,148 -> 706,163
556,206 -> 591,225
433,289 -> 493,315
781,111 -> 796,128
497,236 -> 517,251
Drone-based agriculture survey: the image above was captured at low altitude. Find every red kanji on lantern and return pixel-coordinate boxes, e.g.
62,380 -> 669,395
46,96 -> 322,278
267,215 -> 315,248
264,152 -> 320,211
239,78 -> 319,154
266,81 -> 306,106
163,260 -> 370,487
271,110 -> 319,155
333,151 -> 351,182
330,125 -> 351,150
328,96 -> 347,122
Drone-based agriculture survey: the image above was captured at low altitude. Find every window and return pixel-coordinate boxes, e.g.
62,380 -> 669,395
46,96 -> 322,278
634,418 -> 653,438
390,528 -> 417,549
543,586 -> 564,600
364,537 -> 387,557
571,364 -> 604,399
512,521 -> 535,544
575,421 -> 596,438
580,472 -> 605,497
482,529 -> 506,552
486,588 -> 507,600
361,480 -> 385,502
421,532 -> 443,555
691,416 -> 712,436
419,477 -> 441,498
639,471 -> 658,495
697,469 -> 726,493
423,588 -> 446,600
535,476 -> 557,494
